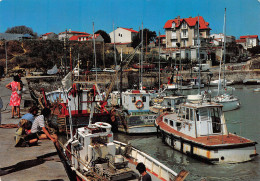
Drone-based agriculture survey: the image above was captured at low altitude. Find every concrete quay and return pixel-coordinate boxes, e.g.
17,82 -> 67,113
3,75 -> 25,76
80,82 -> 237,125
0,77 -> 69,181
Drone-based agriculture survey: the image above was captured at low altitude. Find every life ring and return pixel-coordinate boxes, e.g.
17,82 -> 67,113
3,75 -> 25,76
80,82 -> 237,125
95,122 -> 112,129
135,100 -> 144,109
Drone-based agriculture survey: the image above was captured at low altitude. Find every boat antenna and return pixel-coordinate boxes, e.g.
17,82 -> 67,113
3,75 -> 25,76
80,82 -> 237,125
113,23 -> 119,91
197,14 -> 201,95
223,8 -> 227,89
158,31 -> 161,92
93,22 -> 97,83
217,9 -> 226,95
140,22 -> 144,90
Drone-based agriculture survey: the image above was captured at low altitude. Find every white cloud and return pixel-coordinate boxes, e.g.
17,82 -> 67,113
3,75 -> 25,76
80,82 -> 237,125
258,0 -> 260,3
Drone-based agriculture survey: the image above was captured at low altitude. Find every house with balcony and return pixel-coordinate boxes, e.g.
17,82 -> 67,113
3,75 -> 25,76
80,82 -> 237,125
58,29 -> 90,41
109,27 -> 138,45
163,16 -> 211,61
164,16 -> 210,48
236,35 -> 259,50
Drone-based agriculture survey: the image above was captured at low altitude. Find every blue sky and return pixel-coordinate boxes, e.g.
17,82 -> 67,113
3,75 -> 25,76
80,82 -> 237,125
0,0 -> 259,38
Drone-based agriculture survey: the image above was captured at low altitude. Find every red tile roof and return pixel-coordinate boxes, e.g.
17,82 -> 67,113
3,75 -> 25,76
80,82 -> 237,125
69,34 -> 100,41
157,35 -> 166,38
69,35 -> 80,41
59,31 -> 90,35
236,39 -> 246,43
121,28 -> 138,33
164,16 -> 210,30
240,35 -> 258,39
42,32 -> 53,36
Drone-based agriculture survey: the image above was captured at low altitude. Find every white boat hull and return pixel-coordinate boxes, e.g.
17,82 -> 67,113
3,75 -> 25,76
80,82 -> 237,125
118,125 -> 157,134
219,99 -> 240,111
159,130 -> 257,164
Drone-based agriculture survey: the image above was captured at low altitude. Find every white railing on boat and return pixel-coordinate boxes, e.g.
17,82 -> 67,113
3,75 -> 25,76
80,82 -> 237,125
113,140 -> 178,180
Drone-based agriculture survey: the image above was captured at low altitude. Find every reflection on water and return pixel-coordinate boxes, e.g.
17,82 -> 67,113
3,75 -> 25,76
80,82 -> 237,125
114,85 -> 260,181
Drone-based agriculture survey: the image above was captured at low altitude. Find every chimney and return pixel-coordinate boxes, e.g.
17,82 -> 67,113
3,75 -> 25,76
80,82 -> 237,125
189,16 -> 192,18
69,29 -> 71,33
177,16 -> 180,26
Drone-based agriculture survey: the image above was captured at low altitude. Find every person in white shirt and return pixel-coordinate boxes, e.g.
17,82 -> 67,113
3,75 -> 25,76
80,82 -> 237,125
30,108 -> 57,143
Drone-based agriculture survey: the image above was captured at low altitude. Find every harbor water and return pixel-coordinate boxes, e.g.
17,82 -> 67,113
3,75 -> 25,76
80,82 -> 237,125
114,85 -> 260,181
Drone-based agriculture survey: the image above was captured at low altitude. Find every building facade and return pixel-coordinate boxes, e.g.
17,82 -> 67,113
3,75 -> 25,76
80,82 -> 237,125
58,30 -> 90,41
164,16 -> 211,48
236,35 -> 259,49
109,27 -> 138,44
69,34 -> 104,42
155,35 -> 166,47
210,33 -> 236,46
42,32 -> 58,40
163,16 -> 211,61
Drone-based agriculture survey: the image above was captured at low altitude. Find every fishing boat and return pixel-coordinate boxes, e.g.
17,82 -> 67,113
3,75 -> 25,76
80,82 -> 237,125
54,85 -> 188,181
155,94 -> 258,164
111,90 -> 158,134
40,72 -> 115,133
56,121 -> 188,181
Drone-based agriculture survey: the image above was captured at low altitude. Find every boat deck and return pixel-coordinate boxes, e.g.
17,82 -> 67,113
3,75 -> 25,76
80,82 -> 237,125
157,121 -> 255,146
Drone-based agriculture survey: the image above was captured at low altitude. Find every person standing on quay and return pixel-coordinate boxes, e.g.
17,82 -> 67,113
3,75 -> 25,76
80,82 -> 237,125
5,75 -> 22,118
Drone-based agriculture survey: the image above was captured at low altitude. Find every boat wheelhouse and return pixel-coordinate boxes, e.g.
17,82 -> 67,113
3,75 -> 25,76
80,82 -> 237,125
155,95 -> 258,164
43,83 -> 112,133
116,90 -> 158,134
150,96 -> 186,114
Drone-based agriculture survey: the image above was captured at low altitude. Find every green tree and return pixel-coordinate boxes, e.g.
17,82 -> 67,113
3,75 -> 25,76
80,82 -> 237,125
131,28 -> 157,49
95,30 -> 111,43
5,25 -> 38,37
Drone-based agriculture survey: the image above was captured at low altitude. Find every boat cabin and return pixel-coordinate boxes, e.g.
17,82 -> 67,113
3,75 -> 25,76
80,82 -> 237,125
161,96 -> 186,111
122,90 -> 150,113
46,86 -> 104,116
74,123 -> 116,170
162,102 -> 228,138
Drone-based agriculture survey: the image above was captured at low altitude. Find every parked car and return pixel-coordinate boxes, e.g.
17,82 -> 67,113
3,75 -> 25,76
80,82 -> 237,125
192,64 -> 210,72
90,68 -> 103,72
103,68 -> 115,72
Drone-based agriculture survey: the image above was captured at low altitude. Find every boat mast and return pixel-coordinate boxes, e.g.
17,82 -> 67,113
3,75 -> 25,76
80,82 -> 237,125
113,23 -> 119,91
197,14 -> 201,95
217,9 -> 226,95
159,31 -> 161,92
223,8 -> 227,89
93,22 -> 97,83
140,22 -> 144,90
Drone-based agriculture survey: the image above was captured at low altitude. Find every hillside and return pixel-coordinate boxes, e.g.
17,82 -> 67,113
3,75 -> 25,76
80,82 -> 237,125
0,40 -> 115,73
